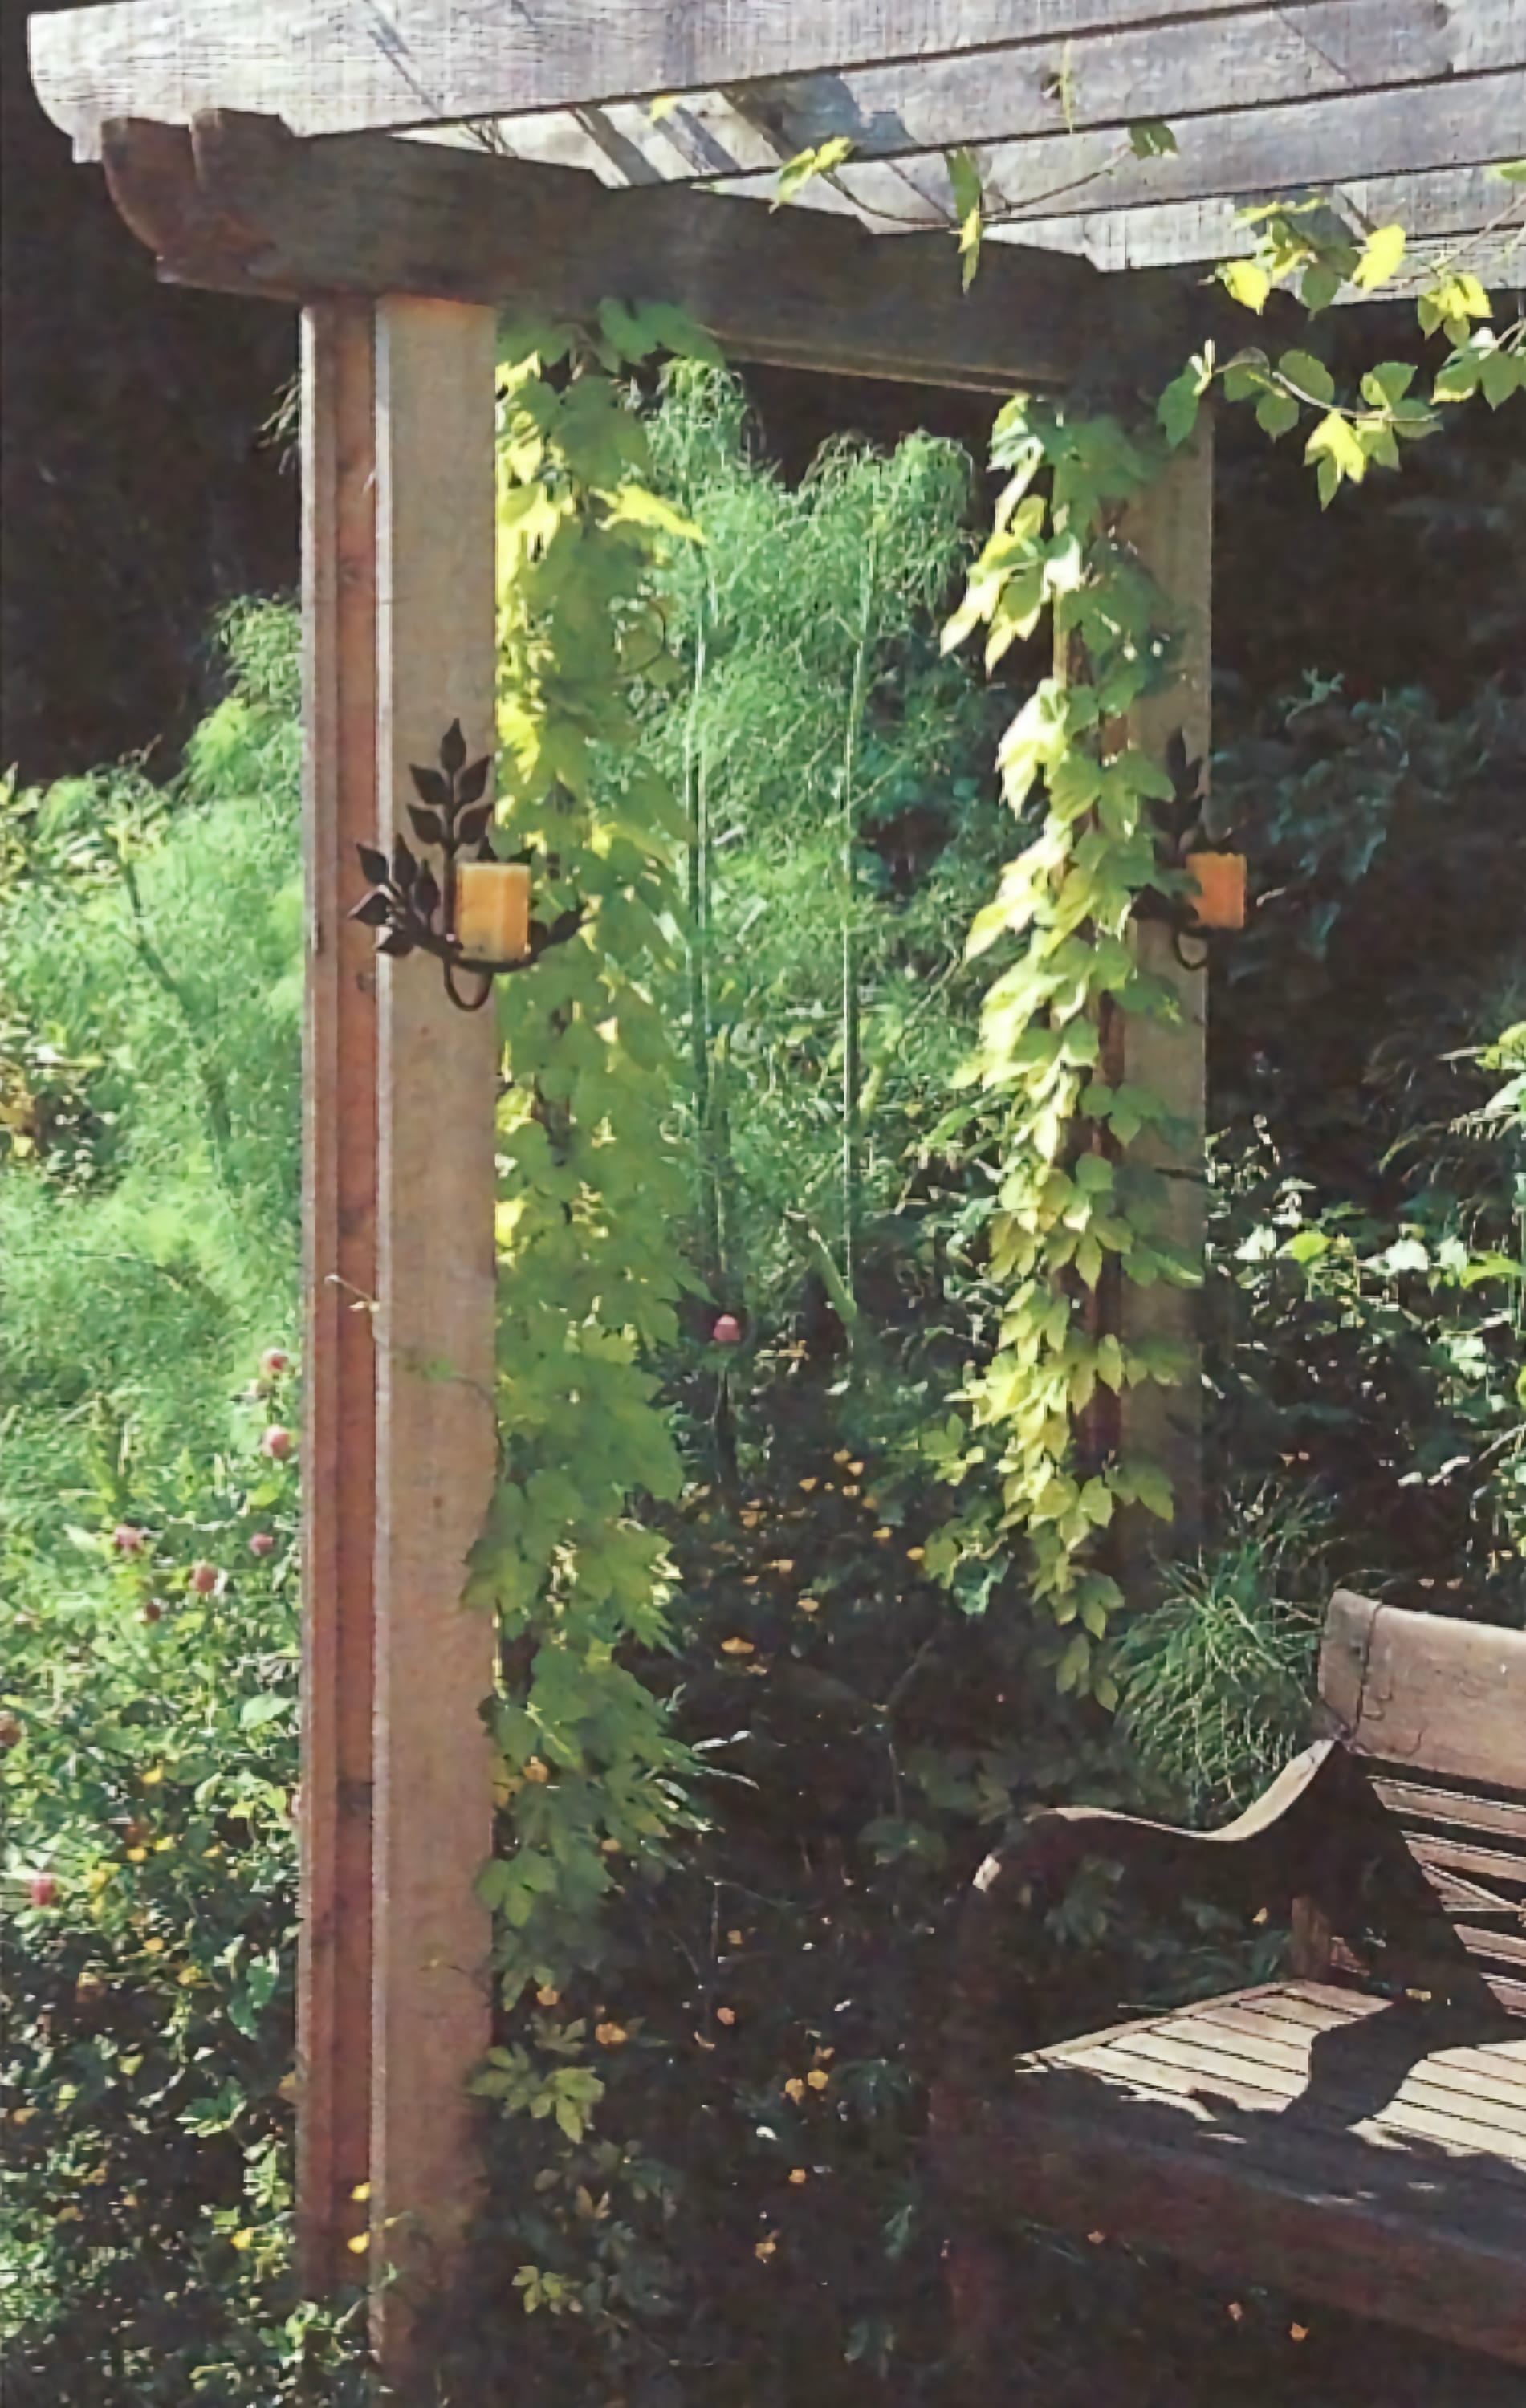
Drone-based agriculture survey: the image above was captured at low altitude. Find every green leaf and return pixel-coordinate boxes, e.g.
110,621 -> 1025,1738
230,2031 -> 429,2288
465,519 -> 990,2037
947,147 -> 984,290
1359,360 -> 1415,409
773,137 -> 856,209
1353,224 -> 1406,292
1128,118 -> 1178,158
1279,350 -> 1335,406
1254,388 -> 1300,441
1158,366 -> 1204,448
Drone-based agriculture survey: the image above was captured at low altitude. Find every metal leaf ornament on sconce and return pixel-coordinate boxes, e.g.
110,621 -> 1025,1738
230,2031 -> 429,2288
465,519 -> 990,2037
351,718 -> 584,1012
1134,727 -> 1247,965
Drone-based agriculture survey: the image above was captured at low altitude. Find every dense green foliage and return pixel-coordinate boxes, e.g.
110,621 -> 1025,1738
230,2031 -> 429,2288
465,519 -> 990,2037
3,349 -> 1522,2408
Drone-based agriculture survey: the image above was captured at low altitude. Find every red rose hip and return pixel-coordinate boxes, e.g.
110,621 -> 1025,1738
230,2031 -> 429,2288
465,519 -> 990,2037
29,1873 -> 58,1909
189,1562 -> 219,1597
260,1426 -> 293,1461
712,1314 -> 742,1346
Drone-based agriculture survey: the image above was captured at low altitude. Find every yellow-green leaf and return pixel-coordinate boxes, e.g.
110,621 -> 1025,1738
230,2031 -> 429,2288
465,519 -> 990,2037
1353,224 -> 1406,292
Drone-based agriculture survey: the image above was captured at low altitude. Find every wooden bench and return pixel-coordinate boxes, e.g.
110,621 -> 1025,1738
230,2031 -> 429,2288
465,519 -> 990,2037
931,1592 -> 1526,2368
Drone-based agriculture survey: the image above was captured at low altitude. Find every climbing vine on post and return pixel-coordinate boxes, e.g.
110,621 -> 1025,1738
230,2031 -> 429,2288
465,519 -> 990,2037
465,305 -> 718,2029
934,402 -> 1199,1702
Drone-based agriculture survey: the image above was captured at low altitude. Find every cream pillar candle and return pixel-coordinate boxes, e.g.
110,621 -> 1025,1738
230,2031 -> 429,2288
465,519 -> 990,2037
455,860 -> 530,962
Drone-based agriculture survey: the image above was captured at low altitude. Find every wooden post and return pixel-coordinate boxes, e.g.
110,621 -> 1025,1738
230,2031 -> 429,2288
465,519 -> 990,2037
1119,424 -> 1213,1560
298,294 -> 380,2294
369,295 -> 500,2381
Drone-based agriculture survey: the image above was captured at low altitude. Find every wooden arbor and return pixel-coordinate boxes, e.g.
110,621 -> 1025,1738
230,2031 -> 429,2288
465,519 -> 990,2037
26,2 -> 1524,2391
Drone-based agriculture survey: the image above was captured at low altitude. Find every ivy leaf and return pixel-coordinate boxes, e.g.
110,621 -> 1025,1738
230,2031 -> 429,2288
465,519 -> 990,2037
773,137 -> 855,209
1359,360 -> 1415,409
1305,410 -> 1367,503
1353,224 -> 1406,292
1128,119 -> 1178,157
1279,350 -> 1335,406
1158,366 -> 1204,448
946,147 -> 984,291
1219,260 -> 1270,315
1255,388 -> 1300,441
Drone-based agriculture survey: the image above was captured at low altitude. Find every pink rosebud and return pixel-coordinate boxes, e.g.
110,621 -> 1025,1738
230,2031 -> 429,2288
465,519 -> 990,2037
29,1873 -> 58,1909
112,1524 -> 147,1556
260,1426 -> 294,1462
261,1348 -> 291,1378
713,1314 -> 743,1347
248,1531 -> 276,1559
189,1562 -> 219,1597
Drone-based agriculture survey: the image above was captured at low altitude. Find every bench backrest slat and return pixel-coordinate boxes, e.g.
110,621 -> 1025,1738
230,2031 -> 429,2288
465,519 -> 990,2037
1319,1592 -> 1526,2016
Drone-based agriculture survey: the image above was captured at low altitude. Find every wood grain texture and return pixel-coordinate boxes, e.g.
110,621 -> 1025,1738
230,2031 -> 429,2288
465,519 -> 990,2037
934,1980 -> 1526,2361
1118,429 -> 1211,1560
31,0 -> 1345,157
1320,1592 -> 1526,1792
720,67 -> 1526,221
369,295 -> 499,2375
98,110 -> 1194,394
296,295 -> 379,2296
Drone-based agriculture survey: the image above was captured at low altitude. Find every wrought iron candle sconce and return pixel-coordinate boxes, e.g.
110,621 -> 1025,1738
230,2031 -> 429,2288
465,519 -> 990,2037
351,720 -> 582,1012
1133,728 -> 1247,966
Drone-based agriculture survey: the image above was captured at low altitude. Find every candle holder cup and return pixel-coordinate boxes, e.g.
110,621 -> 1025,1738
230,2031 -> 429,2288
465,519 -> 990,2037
351,720 -> 583,1011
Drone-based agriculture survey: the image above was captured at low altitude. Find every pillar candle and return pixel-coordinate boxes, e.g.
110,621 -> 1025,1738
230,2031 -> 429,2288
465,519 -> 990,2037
1185,851 -> 1247,931
456,861 -> 531,962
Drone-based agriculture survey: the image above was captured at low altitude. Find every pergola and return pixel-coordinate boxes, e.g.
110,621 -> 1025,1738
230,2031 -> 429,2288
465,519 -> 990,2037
26,2 -> 1524,2390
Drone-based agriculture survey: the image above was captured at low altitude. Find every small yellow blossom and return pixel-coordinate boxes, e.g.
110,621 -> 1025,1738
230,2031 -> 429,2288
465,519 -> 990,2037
806,2068 -> 828,2091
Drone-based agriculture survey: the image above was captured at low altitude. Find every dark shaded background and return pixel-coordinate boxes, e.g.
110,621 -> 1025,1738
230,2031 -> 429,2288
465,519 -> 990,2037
3,0 -> 1522,785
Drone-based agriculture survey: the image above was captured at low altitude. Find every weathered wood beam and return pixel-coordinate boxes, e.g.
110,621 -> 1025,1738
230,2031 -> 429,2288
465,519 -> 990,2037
718,70 -> 1526,227
98,112 -> 1199,394
298,292 -> 379,2296
31,0 -> 1351,160
474,0 -> 1526,189
989,163 -> 1524,274
368,293 -> 499,2376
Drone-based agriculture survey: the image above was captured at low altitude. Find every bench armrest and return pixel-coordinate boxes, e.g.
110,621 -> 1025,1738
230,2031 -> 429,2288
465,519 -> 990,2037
949,1739 -> 1360,2056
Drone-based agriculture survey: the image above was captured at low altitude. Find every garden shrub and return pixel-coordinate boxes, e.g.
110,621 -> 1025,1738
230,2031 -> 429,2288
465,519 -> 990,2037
3,368 -> 1522,2406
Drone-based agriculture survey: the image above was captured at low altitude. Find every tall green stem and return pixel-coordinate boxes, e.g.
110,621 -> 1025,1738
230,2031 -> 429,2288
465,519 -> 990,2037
840,535 -> 879,1316
684,591 -> 723,1293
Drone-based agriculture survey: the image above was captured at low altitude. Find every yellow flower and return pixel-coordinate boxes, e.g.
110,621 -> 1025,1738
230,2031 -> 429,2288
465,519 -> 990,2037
352,2182 -> 371,2202
788,2168 -> 808,2186
726,1929 -> 743,1946
847,1462 -> 865,1477
783,2077 -> 805,2103
347,2232 -> 369,2255
721,1637 -> 755,1656
523,1758 -> 551,1784
125,1847 -> 148,1864
796,1598 -> 820,1616
906,1547 -> 926,1564
873,1527 -> 892,1542
536,1986 -> 560,2007
755,2235 -> 777,2260
141,1937 -> 165,1955
230,2229 -> 254,2251
595,2022 -> 628,2048
806,2068 -> 828,2091
798,1478 -> 819,1493
141,1766 -> 165,1786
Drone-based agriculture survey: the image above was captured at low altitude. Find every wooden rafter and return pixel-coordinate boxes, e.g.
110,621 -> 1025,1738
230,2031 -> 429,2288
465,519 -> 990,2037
97,110 -> 1218,393
464,0 -> 1526,190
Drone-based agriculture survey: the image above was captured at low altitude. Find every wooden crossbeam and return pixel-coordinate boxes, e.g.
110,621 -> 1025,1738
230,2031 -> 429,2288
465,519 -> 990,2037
97,111 -> 1206,393
991,167 -> 1524,277
31,0 -> 1364,159
717,71 -> 1526,226
470,0 -> 1526,189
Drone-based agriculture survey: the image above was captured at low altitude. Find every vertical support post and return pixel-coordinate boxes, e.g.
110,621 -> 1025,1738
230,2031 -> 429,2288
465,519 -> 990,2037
370,296 -> 500,2381
299,295 -> 379,2295
1120,424 -> 1213,1560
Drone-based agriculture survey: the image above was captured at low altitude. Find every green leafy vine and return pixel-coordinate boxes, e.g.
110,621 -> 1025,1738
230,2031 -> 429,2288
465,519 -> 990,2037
465,307 -> 718,2020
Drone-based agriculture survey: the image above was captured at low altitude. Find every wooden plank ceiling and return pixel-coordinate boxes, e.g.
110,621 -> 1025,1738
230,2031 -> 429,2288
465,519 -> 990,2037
30,0 -> 1526,287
